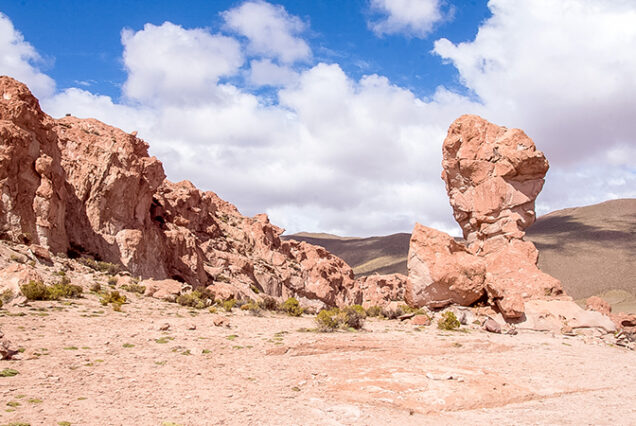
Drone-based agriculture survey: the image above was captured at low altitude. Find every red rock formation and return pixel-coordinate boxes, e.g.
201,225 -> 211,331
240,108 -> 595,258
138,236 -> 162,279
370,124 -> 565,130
0,76 -> 363,309
408,115 -> 564,319
354,273 -> 406,309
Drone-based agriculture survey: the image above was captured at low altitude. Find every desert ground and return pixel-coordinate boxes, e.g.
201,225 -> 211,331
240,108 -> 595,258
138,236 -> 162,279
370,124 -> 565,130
1,289 -> 635,426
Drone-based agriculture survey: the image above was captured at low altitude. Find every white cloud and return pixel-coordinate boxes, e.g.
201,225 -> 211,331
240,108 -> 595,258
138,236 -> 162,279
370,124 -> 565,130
247,59 -> 299,87
0,12 -> 55,98
222,0 -> 310,64
121,22 -> 243,105
368,0 -> 445,38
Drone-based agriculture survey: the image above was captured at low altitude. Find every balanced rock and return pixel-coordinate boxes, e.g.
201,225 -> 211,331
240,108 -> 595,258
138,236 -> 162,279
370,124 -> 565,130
408,115 -> 564,319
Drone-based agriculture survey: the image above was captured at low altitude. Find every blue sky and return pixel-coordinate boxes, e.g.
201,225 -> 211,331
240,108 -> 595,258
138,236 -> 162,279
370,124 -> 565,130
2,0 -> 489,100
0,1 -> 634,236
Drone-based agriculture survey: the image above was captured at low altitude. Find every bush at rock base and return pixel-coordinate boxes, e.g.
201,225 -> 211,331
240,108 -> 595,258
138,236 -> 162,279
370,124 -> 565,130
176,290 -> 211,309
258,296 -> 279,311
281,297 -> 303,317
437,311 -> 461,330
100,290 -> 127,310
20,280 -> 83,301
222,299 -> 237,312
314,305 -> 366,331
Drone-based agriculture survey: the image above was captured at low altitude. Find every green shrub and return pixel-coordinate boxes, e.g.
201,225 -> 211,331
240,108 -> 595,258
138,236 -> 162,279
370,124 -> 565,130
79,257 -> 121,275
315,309 -> 340,331
365,305 -> 382,317
258,296 -> 278,311
240,301 -> 261,315
20,280 -> 82,301
0,368 -> 19,377
177,290 -> 211,309
222,299 -> 237,312
100,290 -> 126,307
20,280 -> 48,300
107,276 -> 118,286
249,285 -> 261,294
281,297 -> 303,317
120,283 -> 146,294
342,305 -> 366,329
437,311 -> 461,331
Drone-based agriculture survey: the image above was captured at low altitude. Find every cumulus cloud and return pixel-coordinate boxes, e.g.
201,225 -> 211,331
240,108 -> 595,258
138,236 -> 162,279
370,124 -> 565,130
3,1 -> 635,237
0,12 -> 55,98
121,22 -> 243,105
368,0 -> 445,38
222,0 -> 311,64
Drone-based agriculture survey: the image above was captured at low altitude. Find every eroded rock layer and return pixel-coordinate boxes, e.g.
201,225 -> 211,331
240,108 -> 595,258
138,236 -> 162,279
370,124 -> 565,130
0,76 -> 388,309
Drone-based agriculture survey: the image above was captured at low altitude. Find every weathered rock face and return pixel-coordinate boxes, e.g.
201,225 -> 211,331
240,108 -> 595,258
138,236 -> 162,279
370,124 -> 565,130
356,273 -> 407,309
405,224 -> 487,309
0,76 -> 367,309
442,114 -> 549,250
408,115 -> 564,319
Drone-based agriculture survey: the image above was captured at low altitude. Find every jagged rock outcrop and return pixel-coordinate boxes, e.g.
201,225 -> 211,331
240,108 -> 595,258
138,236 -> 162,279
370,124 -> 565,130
408,115 -> 564,319
356,273 -> 407,309
0,76 -> 370,309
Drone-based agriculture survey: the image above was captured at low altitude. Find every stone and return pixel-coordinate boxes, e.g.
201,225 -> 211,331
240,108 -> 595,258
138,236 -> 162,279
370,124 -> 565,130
483,317 -> 502,333
405,224 -> 487,309
585,296 -> 611,316
0,333 -> 18,360
142,279 -> 183,302
516,300 -> 616,334
411,314 -> 431,326
211,315 -> 230,327
356,273 -> 406,309
158,323 -> 170,331
0,263 -> 43,306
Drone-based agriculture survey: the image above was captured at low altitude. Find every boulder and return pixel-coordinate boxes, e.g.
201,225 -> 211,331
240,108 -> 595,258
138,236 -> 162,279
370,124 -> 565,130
483,317 -> 502,334
406,224 -> 487,309
585,296 -> 611,316
411,314 -> 431,326
356,273 -> 406,309
0,263 -> 43,306
142,279 -> 184,302
516,300 -> 616,334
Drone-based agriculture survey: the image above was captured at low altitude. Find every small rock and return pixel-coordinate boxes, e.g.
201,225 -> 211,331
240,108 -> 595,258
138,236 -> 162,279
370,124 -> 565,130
187,324 -> 197,331
483,317 -> 502,334
411,314 -> 431,326
212,315 -> 230,327
0,336 -> 19,360
159,323 -> 170,331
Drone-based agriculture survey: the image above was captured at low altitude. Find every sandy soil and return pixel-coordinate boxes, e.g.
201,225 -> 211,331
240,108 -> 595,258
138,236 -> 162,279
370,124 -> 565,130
1,291 -> 635,426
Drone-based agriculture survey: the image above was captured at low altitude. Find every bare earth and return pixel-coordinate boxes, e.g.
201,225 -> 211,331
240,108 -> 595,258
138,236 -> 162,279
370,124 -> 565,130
1,293 -> 635,426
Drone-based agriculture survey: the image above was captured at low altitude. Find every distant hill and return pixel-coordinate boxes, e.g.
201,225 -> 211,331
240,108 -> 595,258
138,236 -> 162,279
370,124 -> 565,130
284,199 -> 636,310
281,233 -> 410,276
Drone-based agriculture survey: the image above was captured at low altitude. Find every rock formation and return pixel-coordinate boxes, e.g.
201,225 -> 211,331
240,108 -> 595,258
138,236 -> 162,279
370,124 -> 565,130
0,76 -> 381,309
407,115 -> 564,319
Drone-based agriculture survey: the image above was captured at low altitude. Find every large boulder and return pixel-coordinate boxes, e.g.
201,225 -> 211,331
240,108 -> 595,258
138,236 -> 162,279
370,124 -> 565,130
405,224 -> 487,309
357,273 -> 407,309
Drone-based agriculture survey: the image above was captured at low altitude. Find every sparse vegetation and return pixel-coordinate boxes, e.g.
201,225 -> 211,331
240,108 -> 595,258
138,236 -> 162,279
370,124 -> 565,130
120,283 -> 145,294
0,368 -> 19,377
365,305 -> 382,317
20,280 -> 82,301
99,290 -> 126,311
315,305 -> 366,331
176,290 -> 211,309
281,297 -> 303,317
79,257 -> 121,275
90,282 -> 101,293
437,311 -> 461,331
222,299 -> 237,312
107,276 -> 118,286
258,296 -> 278,311
122,343 -> 135,348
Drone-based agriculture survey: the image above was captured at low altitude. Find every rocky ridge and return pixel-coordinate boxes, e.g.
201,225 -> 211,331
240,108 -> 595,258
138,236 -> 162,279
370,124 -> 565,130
0,76 -> 399,310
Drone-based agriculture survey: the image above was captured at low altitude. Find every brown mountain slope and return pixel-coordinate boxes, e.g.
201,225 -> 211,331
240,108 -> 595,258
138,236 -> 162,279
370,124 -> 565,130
282,233 -> 411,276
525,198 -> 636,302
285,199 -> 636,309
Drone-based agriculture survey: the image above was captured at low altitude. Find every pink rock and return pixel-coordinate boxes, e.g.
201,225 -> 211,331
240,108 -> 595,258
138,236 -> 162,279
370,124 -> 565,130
585,296 -> 611,316
0,263 -> 43,306
357,273 -> 407,309
405,224 -> 487,309
142,279 -> 184,302
407,115 -> 565,320
411,314 -> 431,326
483,317 -> 502,334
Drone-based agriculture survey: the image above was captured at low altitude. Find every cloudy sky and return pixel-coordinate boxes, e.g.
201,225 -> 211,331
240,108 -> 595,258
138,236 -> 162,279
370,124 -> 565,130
1,0 -> 634,237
